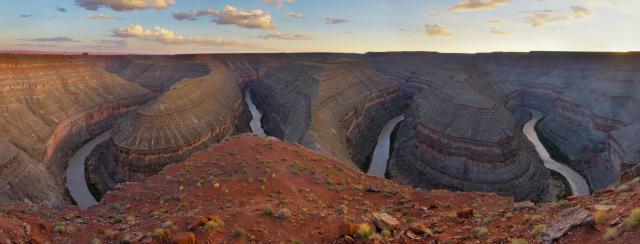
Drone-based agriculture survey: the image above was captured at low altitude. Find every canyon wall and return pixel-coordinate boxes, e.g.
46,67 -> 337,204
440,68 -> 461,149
109,62 -> 248,181
0,54 -> 153,204
251,58 -> 409,168
366,52 -> 640,192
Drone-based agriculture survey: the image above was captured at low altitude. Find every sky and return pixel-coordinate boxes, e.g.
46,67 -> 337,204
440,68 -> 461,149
1,0 -> 639,54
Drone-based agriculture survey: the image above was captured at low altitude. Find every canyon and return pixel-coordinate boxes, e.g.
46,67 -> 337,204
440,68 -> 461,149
0,52 -> 638,231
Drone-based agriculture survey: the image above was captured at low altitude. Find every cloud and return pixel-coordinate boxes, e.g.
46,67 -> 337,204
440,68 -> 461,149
111,24 -> 257,48
75,0 -> 175,11
490,27 -> 510,35
571,6 -> 592,18
55,6 -> 67,12
424,24 -> 453,36
20,14 -> 34,18
262,0 -> 294,8
173,5 -> 274,30
286,11 -> 304,19
450,0 -> 510,12
324,16 -> 348,24
525,6 -> 592,27
256,32 -> 313,40
27,36 -> 80,43
88,14 -> 121,20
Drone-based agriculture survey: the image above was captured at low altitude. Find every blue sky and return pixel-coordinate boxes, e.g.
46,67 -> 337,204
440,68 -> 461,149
1,0 -> 639,54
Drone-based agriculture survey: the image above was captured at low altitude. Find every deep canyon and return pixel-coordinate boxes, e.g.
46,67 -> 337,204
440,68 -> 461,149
1,52 -> 639,206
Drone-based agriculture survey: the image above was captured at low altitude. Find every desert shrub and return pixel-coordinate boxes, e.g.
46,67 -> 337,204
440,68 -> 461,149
262,207 -> 274,216
473,227 -> 488,238
510,238 -> 528,244
594,210 -> 613,224
557,199 -> 572,208
530,224 -> 546,238
622,208 -> 640,231
603,227 -> 621,240
233,228 -> 246,237
153,228 -> 169,240
356,223 -> 374,239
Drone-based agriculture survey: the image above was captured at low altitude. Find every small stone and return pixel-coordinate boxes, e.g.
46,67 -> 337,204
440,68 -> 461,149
594,204 -> 617,212
457,208 -> 474,219
275,208 -> 292,220
118,231 -> 144,244
366,184 -> 381,192
372,212 -> 400,230
408,222 -> 433,237
513,201 -> 535,211
342,235 -> 355,243
406,230 -> 420,239
187,216 -> 209,231
171,232 -> 196,244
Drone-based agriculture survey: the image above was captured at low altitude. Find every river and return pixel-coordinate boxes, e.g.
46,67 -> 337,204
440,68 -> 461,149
245,89 -> 266,137
522,109 -> 590,196
367,115 -> 405,177
66,129 -> 111,209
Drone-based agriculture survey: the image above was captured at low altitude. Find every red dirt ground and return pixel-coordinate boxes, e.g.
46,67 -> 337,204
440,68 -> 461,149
1,134 -> 639,243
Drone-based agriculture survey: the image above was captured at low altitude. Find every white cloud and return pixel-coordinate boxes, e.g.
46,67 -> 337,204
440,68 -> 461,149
424,24 -> 453,36
173,5 -> 274,30
286,11 -> 304,19
450,0 -> 510,12
87,14 -> 121,20
262,0 -> 294,8
256,32 -> 313,40
111,25 -> 257,48
525,6 -> 592,27
75,0 -> 175,11
490,27 -> 510,35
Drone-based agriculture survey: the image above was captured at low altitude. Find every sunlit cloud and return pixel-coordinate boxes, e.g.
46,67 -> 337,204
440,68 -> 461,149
111,25 -> 258,48
88,14 -> 122,20
525,6 -> 592,27
262,0 -> 294,8
75,0 -> 175,11
450,0 -> 511,12
424,24 -> 453,36
324,16 -> 348,24
286,11 -> 305,19
256,32 -> 313,40
25,36 -> 80,43
173,5 -> 275,30
490,27 -> 510,35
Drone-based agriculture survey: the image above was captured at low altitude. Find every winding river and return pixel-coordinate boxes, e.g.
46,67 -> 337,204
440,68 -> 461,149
522,109 -> 590,196
367,115 -> 405,177
245,89 -> 266,136
66,129 -> 111,209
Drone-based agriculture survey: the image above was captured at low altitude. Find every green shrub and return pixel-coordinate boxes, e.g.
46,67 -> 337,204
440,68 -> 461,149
262,207 -> 274,216
603,227 -> 621,240
530,224 -> 546,238
233,228 -> 246,237
473,227 -> 488,238
622,208 -> 640,231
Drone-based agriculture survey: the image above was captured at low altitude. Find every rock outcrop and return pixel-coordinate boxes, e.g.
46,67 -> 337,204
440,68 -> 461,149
250,58 -> 409,168
109,62 -> 247,181
0,54 -> 153,204
387,67 -> 550,201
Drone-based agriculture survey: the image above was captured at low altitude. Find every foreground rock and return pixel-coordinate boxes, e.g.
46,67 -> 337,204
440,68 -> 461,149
541,207 -> 594,243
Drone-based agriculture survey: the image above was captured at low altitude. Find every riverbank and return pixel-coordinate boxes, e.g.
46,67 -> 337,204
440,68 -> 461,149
523,109 -> 590,196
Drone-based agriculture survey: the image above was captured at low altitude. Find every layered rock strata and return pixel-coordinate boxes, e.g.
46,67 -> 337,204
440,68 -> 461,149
0,54 -> 152,204
388,76 -> 550,201
251,59 -> 409,167
109,62 -> 247,181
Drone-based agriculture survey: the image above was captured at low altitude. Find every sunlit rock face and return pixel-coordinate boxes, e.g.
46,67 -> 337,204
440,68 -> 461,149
251,58 -> 410,168
0,54 -> 152,204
